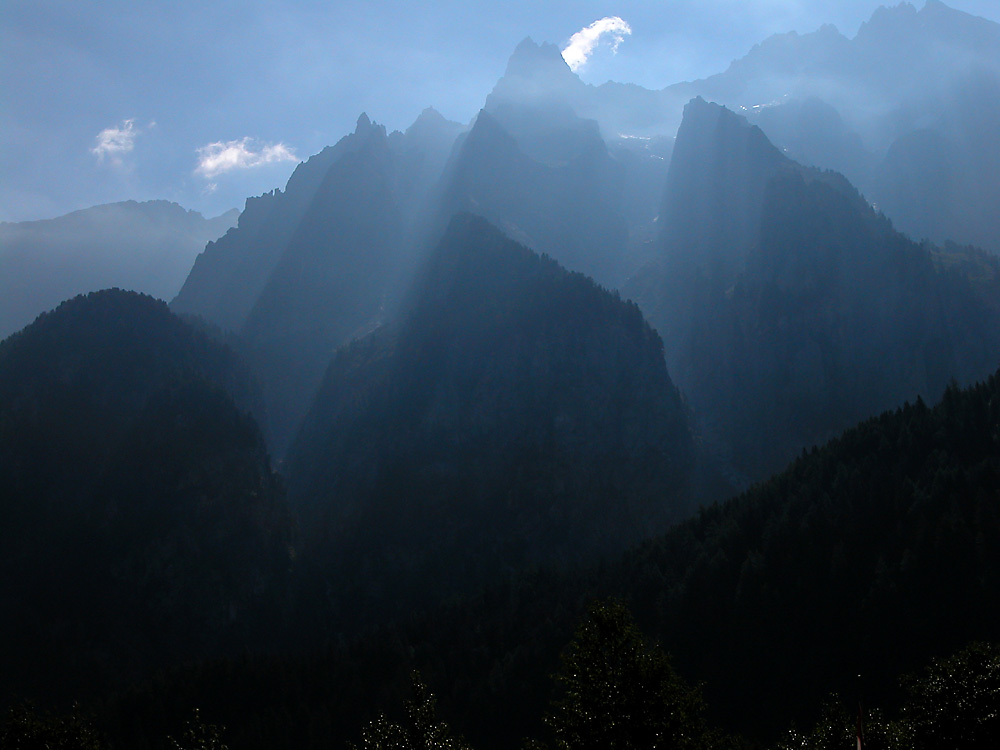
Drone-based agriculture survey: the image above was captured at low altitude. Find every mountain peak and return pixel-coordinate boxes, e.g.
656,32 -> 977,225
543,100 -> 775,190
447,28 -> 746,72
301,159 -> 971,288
405,106 -> 459,138
350,112 -> 389,146
413,106 -> 444,124
505,37 -> 569,77
856,2 -> 920,41
659,98 -> 792,282
486,37 -> 584,112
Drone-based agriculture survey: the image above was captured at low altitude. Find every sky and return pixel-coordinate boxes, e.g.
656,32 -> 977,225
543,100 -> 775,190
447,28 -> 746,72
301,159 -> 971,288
2,0 -> 998,223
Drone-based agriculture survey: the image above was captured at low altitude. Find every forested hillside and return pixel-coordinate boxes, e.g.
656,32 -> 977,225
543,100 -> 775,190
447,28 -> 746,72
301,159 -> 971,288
285,214 -> 696,632
78,357 -> 1000,750
0,290 -> 293,703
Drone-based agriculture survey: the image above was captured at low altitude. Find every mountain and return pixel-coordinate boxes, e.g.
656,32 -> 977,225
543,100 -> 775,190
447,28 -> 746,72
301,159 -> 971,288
0,289 -> 291,702
479,39 -> 672,283
750,96 -> 873,188
627,97 -> 1000,482
168,4 -> 1000,460
484,38 -> 588,120
237,114 -> 406,455
389,106 -> 467,233
173,113 -> 465,456
671,1 -> 1000,251
172,50 -> 661,456
285,214 -> 695,630
0,200 -> 237,340
172,119 -> 383,334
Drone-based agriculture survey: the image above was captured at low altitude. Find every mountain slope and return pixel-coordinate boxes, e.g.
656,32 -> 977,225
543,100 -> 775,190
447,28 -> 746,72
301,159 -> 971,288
238,115 -> 405,454
628,98 -> 1000,482
173,113 -> 464,456
0,289 -> 291,702
170,124 -> 383,332
613,369 -> 1000,738
285,214 -> 695,630
435,104 -> 631,290
88,365 -> 1000,750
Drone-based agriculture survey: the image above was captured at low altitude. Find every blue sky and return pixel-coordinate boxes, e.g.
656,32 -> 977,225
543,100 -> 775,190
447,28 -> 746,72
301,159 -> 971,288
2,0 -> 997,222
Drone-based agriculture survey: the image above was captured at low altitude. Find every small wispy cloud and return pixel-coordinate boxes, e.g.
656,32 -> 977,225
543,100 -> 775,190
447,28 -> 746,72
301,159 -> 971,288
92,119 -> 139,165
562,16 -> 632,72
194,138 -> 298,179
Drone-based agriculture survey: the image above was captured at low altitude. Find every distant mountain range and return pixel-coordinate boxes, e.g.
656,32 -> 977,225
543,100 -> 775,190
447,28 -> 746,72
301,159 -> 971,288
0,200 -> 237,340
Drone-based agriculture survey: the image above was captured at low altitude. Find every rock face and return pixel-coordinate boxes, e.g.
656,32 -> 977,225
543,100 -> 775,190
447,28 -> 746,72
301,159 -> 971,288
434,108 -> 630,290
660,97 -> 795,285
628,98 -> 1000,483
0,289 -> 292,702
286,214 -> 694,630
237,115 -> 406,455
0,200 -> 237,340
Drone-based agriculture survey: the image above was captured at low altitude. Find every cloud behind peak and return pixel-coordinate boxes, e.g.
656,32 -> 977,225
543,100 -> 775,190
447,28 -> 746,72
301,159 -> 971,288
561,16 -> 632,72
194,137 -> 298,179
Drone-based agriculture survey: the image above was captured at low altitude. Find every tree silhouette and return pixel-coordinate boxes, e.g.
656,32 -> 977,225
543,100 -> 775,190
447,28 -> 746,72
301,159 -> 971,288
541,599 -> 710,750
350,672 -> 474,750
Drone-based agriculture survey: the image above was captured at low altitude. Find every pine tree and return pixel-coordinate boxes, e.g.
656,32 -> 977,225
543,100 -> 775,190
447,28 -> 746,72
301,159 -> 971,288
541,599 -> 710,750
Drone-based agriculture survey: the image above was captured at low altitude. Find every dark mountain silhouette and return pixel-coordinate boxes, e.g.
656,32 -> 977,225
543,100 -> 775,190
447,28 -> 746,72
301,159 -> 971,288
171,47 -> 663,457
173,119 -> 384,333
285,214 -> 695,630
5,7 -> 999,743
0,289 -> 291,702
167,5 -> 1000,461
0,200 -> 237,340
389,106 -> 467,234
628,98 -> 1000,482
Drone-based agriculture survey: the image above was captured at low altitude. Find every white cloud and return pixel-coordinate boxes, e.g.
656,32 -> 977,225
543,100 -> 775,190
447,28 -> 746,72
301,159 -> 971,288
194,138 -> 298,179
562,16 -> 632,72
92,119 -> 138,164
